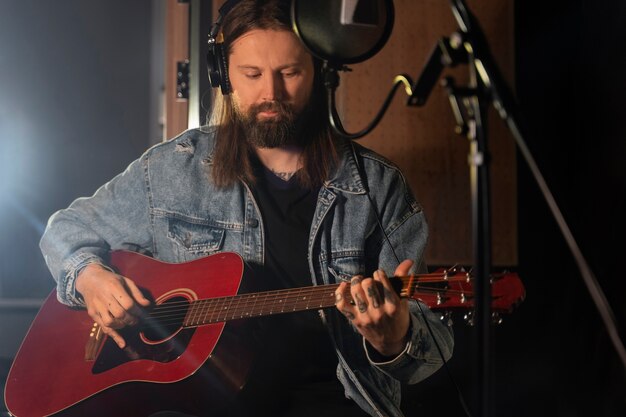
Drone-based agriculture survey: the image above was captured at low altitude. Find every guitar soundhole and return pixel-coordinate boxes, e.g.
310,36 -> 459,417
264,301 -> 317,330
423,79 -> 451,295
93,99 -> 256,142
91,297 -> 195,374
141,296 -> 188,343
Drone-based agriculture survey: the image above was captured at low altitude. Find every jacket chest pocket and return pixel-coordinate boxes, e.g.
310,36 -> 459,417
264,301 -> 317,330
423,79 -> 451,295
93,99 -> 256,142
167,217 -> 226,260
325,251 -> 366,283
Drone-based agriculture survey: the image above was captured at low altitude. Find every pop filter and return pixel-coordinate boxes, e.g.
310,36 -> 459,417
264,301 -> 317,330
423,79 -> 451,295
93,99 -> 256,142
291,0 -> 394,65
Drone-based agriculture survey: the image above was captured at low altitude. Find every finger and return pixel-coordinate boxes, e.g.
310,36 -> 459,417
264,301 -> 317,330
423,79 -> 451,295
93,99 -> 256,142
334,282 -> 346,305
341,308 -> 356,320
361,278 -> 382,309
374,269 -> 399,306
111,293 -> 142,324
86,304 -> 100,323
101,325 -> 126,349
104,295 -> 139,327
124,277 -> 151,307
90,298 -> 118,328
350,275 -> 368,314
99,305 -> 128,328
394,259 -> 414,278
335,282 -> 356,320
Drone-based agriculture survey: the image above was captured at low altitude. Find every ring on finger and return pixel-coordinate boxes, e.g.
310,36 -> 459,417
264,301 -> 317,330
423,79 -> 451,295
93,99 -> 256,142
350,276 -> 362,285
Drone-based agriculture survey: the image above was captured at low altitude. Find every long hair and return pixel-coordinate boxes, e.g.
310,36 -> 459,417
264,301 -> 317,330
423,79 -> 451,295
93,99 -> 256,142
208,0 -> 337,189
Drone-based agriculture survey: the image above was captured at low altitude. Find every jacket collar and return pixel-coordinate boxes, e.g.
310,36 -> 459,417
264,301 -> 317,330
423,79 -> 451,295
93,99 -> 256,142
323,138 -> 367,195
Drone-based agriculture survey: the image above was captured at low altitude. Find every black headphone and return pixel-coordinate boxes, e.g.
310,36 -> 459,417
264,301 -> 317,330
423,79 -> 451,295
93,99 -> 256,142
207,0 -> 243,95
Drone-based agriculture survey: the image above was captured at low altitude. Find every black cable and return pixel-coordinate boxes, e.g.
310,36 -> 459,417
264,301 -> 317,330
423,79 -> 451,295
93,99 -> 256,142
324,62 -> 414,140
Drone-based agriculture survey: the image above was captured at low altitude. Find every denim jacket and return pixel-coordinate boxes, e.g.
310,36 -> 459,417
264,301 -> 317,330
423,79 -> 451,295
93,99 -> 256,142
40,127 -> 453,417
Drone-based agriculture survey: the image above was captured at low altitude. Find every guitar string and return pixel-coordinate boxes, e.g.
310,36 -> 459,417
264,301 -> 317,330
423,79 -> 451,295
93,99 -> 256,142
136,273 -> 478,329
146,285 -> 475,317
139,284 -> 476,329
142,280 -> 471,318
143,272 -> 471,315
142,279 -> 474,319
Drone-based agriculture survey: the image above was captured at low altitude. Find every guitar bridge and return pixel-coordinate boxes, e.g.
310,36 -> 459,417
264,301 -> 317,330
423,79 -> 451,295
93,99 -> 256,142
85,322 -> 104,361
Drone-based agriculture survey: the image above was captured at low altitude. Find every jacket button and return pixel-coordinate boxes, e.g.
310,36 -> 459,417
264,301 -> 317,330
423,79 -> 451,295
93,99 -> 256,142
246,218 -> 259,228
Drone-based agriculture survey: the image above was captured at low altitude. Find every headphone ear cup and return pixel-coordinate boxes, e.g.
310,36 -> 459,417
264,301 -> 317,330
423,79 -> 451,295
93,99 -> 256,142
207,43 -> 221,89
207,42 -> 232,95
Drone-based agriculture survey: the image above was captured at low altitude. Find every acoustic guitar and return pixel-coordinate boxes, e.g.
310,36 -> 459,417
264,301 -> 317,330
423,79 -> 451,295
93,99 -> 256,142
4,250 -> 524,417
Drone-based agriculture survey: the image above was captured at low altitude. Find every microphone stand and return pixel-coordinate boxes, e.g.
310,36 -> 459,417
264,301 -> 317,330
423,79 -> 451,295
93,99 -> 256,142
415,27 -> 495,417
322,1 -> 626,416
440,3 -> 495,415
423,1 -> 626,415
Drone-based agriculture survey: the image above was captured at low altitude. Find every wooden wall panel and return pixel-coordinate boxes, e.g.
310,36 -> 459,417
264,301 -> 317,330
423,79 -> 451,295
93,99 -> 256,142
170,0 -> 517,266
164,0 -> 190,139
339,0 -> 517,266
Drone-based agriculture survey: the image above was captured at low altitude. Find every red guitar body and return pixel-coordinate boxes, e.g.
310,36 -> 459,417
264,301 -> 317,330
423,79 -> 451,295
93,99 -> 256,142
5,251 -> 252,417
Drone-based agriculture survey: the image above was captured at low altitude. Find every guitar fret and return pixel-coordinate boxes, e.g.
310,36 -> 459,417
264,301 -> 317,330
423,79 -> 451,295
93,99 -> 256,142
250,293 -> 258,317
240,295 -> 250,319
184,301 -> 195,326
213,298 -> 226,323
269,290 -> 279,314
193,299 -> 204,325
229,294 -> 238,320
222,293 -> 231,322
295,287 -> 304,311
292,294 -> 300,310
278,290 -> 285,313
184,300 -> 196,327
231,295 -> 238,320
188,300 -> 197,326
199,299 -> 211,325
204,298 -> 212,324
302,287 -> 309,310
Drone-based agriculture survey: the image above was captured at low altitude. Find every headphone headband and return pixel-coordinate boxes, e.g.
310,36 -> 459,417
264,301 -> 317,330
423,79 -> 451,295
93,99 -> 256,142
207,0 -> 243,95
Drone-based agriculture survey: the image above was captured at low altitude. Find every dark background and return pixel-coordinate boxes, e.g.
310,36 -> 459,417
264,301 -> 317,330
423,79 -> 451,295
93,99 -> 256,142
512,0 -> 625,414
1,0 -> 625,416
405,0 -> 626,415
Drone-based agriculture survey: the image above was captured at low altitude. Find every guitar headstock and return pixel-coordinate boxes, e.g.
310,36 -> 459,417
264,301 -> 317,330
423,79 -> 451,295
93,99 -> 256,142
407,267 -> 526,325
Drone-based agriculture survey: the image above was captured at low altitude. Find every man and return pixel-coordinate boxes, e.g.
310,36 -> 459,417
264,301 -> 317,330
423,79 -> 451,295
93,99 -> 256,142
40,0 -> 453,416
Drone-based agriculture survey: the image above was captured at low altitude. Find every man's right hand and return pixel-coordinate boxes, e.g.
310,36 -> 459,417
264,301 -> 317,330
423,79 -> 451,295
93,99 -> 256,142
75,264 -> 151,349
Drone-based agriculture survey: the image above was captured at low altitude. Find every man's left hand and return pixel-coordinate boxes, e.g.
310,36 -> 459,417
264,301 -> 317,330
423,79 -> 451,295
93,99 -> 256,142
335,259 -> 414,357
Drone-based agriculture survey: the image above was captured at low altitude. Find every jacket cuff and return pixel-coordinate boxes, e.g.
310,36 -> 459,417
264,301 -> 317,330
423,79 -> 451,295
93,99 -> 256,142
363,336 -> 411,366
58,252 -> 111,306
363,308 -> 427,373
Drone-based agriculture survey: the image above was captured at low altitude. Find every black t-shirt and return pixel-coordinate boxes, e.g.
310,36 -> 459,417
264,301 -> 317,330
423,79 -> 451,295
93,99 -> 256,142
231,163 -> 366,417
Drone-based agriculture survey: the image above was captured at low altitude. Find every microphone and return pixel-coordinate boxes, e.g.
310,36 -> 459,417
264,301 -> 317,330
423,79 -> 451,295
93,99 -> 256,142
291,0 -> 397,139
291,0 -> 394,66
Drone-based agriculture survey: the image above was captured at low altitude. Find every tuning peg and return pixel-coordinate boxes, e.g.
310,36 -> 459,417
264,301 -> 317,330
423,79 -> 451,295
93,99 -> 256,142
492,312 -> 503,325
464,311 -> 475,326
440,311 -> 453,327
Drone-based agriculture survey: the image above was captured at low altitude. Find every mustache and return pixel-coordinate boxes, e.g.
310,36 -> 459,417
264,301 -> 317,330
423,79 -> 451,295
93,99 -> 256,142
249,101 -> 293,118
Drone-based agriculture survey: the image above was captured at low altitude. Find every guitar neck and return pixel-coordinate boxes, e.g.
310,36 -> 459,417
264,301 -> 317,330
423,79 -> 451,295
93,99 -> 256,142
145,268 -> 516,330
182,284 -> 342,327
151,273 -> 459,328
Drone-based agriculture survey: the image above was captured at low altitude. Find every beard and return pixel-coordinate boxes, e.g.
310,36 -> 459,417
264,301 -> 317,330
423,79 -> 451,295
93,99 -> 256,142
234,100 -> 309,149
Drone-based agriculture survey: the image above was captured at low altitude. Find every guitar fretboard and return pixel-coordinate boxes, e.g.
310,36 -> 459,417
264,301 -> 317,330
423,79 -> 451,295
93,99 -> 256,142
144,271 -> 477,330
183,284 -> 341,327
